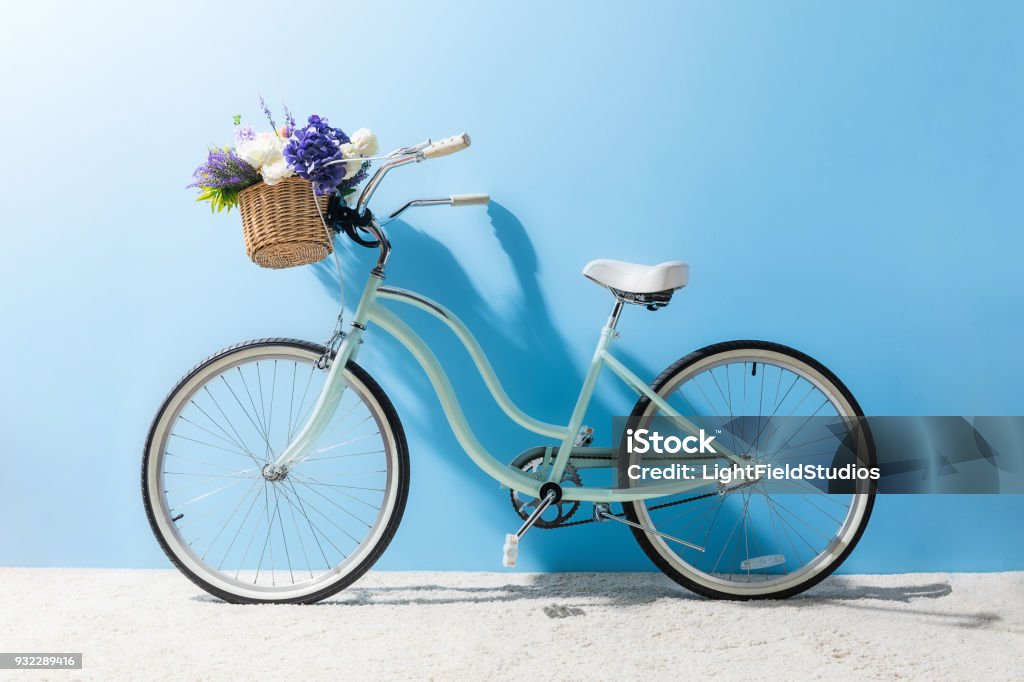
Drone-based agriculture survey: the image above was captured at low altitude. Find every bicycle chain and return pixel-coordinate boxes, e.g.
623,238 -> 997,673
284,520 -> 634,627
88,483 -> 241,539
553,490 -> 720,527
522,452 -> 719,528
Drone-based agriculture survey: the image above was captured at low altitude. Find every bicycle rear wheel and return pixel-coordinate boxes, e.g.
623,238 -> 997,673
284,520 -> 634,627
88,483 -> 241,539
142,338 -> 409,604
620,341 -> 875,600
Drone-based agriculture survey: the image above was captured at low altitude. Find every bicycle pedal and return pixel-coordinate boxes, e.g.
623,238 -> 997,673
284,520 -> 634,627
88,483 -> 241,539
502,533 -> 519,568
574,425 -> 594,447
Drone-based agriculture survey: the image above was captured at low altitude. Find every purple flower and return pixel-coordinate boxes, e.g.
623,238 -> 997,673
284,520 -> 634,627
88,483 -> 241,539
233,124 -> 255,145
187,147 -> 260,191
258,94 -> 277,130
282,103 -> 296,137
283,115 -> 354,195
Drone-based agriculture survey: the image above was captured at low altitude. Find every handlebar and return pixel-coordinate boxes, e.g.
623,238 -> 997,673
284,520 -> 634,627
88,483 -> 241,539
421,133 -> 471,159
340,132 -> 483,265
355,132 -> 475,214
449,193 -> 489,206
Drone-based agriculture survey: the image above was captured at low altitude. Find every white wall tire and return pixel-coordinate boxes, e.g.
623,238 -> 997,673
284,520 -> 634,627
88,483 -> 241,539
620,341 -> 875,600
142,339 -> 409,604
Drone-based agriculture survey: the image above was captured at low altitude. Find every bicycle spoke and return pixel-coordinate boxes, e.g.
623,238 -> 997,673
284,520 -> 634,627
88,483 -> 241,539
761,493 -> 836,544
168,433 -> 253,460
711,367 -> 738,456
165,451 -> 250,473
289,477 -> 376,529
255,363 -> 269,445
235,484 -> 270,580
287,361 -> 298,440
200,477 -> 264,562
270,483 -> 294,585
293,449 -> 384,462
170,472 -> 257,501
254,481 -> 274,585
222,372 -> 274,457
280,481 -> 362,548
201,387 -> 264,466
280,481 -> 316,580
290,474 -> 384,511
176,415 -> 251,454
288,365 -> 317,442
267,361 -> 277,453
281,478 -> 345,566
186,399 -> 256,460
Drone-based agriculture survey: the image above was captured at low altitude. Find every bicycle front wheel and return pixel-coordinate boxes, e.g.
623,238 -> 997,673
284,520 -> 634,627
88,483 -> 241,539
142,338 -> 409,604
620,341 -> 875,600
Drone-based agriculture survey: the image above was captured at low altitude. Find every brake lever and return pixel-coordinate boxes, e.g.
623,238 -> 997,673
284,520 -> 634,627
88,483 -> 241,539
389,140 -> 431,157
388,198 -> 451,220
388,194 -> 490,220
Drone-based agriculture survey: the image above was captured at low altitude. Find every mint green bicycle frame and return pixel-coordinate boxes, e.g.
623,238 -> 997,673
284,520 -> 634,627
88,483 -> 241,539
271,270 -> 744,503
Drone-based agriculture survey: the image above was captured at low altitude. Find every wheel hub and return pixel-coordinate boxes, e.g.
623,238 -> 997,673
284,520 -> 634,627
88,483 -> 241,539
262,463 -> 288,481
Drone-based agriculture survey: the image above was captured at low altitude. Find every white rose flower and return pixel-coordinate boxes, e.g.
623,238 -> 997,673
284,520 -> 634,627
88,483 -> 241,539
347,128 -> 379,157
232,131 -> 280,169
339,142 -> 368,179
260,158 -> 294,185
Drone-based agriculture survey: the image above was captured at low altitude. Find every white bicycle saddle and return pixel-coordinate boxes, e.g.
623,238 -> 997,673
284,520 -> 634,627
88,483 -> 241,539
582,259 -> 689,294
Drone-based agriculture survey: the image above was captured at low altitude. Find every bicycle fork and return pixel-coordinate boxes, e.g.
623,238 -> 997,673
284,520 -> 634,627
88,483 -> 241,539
267,275 -> 382,476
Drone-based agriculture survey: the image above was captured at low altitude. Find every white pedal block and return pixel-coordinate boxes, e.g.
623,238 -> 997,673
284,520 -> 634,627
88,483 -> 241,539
740,554 -> 786,571
574,425 -> 594,447
502,533 -> 519,568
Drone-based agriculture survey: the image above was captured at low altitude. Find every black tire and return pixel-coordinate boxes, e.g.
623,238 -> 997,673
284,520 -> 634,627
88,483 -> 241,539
142,338 -> 409,604
619,340 -> 875,600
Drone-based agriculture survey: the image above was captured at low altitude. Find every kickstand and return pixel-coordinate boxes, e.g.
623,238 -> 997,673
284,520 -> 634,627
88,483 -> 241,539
594,503 -> 705,552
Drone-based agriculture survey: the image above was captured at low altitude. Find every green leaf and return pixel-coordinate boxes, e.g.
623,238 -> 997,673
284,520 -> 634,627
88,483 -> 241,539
232,114 -> 241,125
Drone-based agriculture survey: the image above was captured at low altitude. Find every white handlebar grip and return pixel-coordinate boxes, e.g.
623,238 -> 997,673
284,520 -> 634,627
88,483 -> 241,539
422,133 -> 471,159
450,193 -> 490,206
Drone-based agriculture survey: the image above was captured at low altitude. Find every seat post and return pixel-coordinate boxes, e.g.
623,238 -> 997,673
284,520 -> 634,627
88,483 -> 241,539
606,298 -> 625,330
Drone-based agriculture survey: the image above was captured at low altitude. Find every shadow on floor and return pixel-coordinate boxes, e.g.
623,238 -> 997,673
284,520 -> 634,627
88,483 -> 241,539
797,579 -> 952,602
790,579 -> 1003,629
193,574 -> 989,627
317,574 -> 689,607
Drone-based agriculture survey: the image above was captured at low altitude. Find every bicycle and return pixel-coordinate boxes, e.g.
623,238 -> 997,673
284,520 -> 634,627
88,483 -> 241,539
143,133 -> 876,604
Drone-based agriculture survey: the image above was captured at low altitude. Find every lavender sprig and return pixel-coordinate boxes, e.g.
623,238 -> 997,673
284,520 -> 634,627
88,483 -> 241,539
187,147 -> 260,190
188,147 -> 261,212
258,94 -> 277,131
338,161 -> 371,193
282,103 -> 296,136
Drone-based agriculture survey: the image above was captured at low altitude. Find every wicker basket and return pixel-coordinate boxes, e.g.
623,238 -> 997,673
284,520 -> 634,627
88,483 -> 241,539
237,177 -> 333,269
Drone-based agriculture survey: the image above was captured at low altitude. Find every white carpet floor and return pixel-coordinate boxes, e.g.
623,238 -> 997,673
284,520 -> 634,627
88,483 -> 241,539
0,569 -> 1021,681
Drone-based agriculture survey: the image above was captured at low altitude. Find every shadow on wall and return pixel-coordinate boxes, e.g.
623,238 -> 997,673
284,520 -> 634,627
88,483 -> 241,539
311,202 -> 646,570
310,202 -> 793,571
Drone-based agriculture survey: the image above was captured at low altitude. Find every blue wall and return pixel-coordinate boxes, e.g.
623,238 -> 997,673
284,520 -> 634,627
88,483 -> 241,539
1,1 -> 1021,572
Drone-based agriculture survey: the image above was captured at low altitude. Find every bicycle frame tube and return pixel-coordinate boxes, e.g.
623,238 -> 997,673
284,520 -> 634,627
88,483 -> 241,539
273,271 -> 738,502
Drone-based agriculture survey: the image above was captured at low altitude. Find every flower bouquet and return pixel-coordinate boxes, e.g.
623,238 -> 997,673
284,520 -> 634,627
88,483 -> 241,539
188,98 -> 378,269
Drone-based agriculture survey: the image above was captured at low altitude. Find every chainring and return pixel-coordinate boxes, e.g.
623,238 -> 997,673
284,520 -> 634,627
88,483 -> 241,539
510,455 -> 582,528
